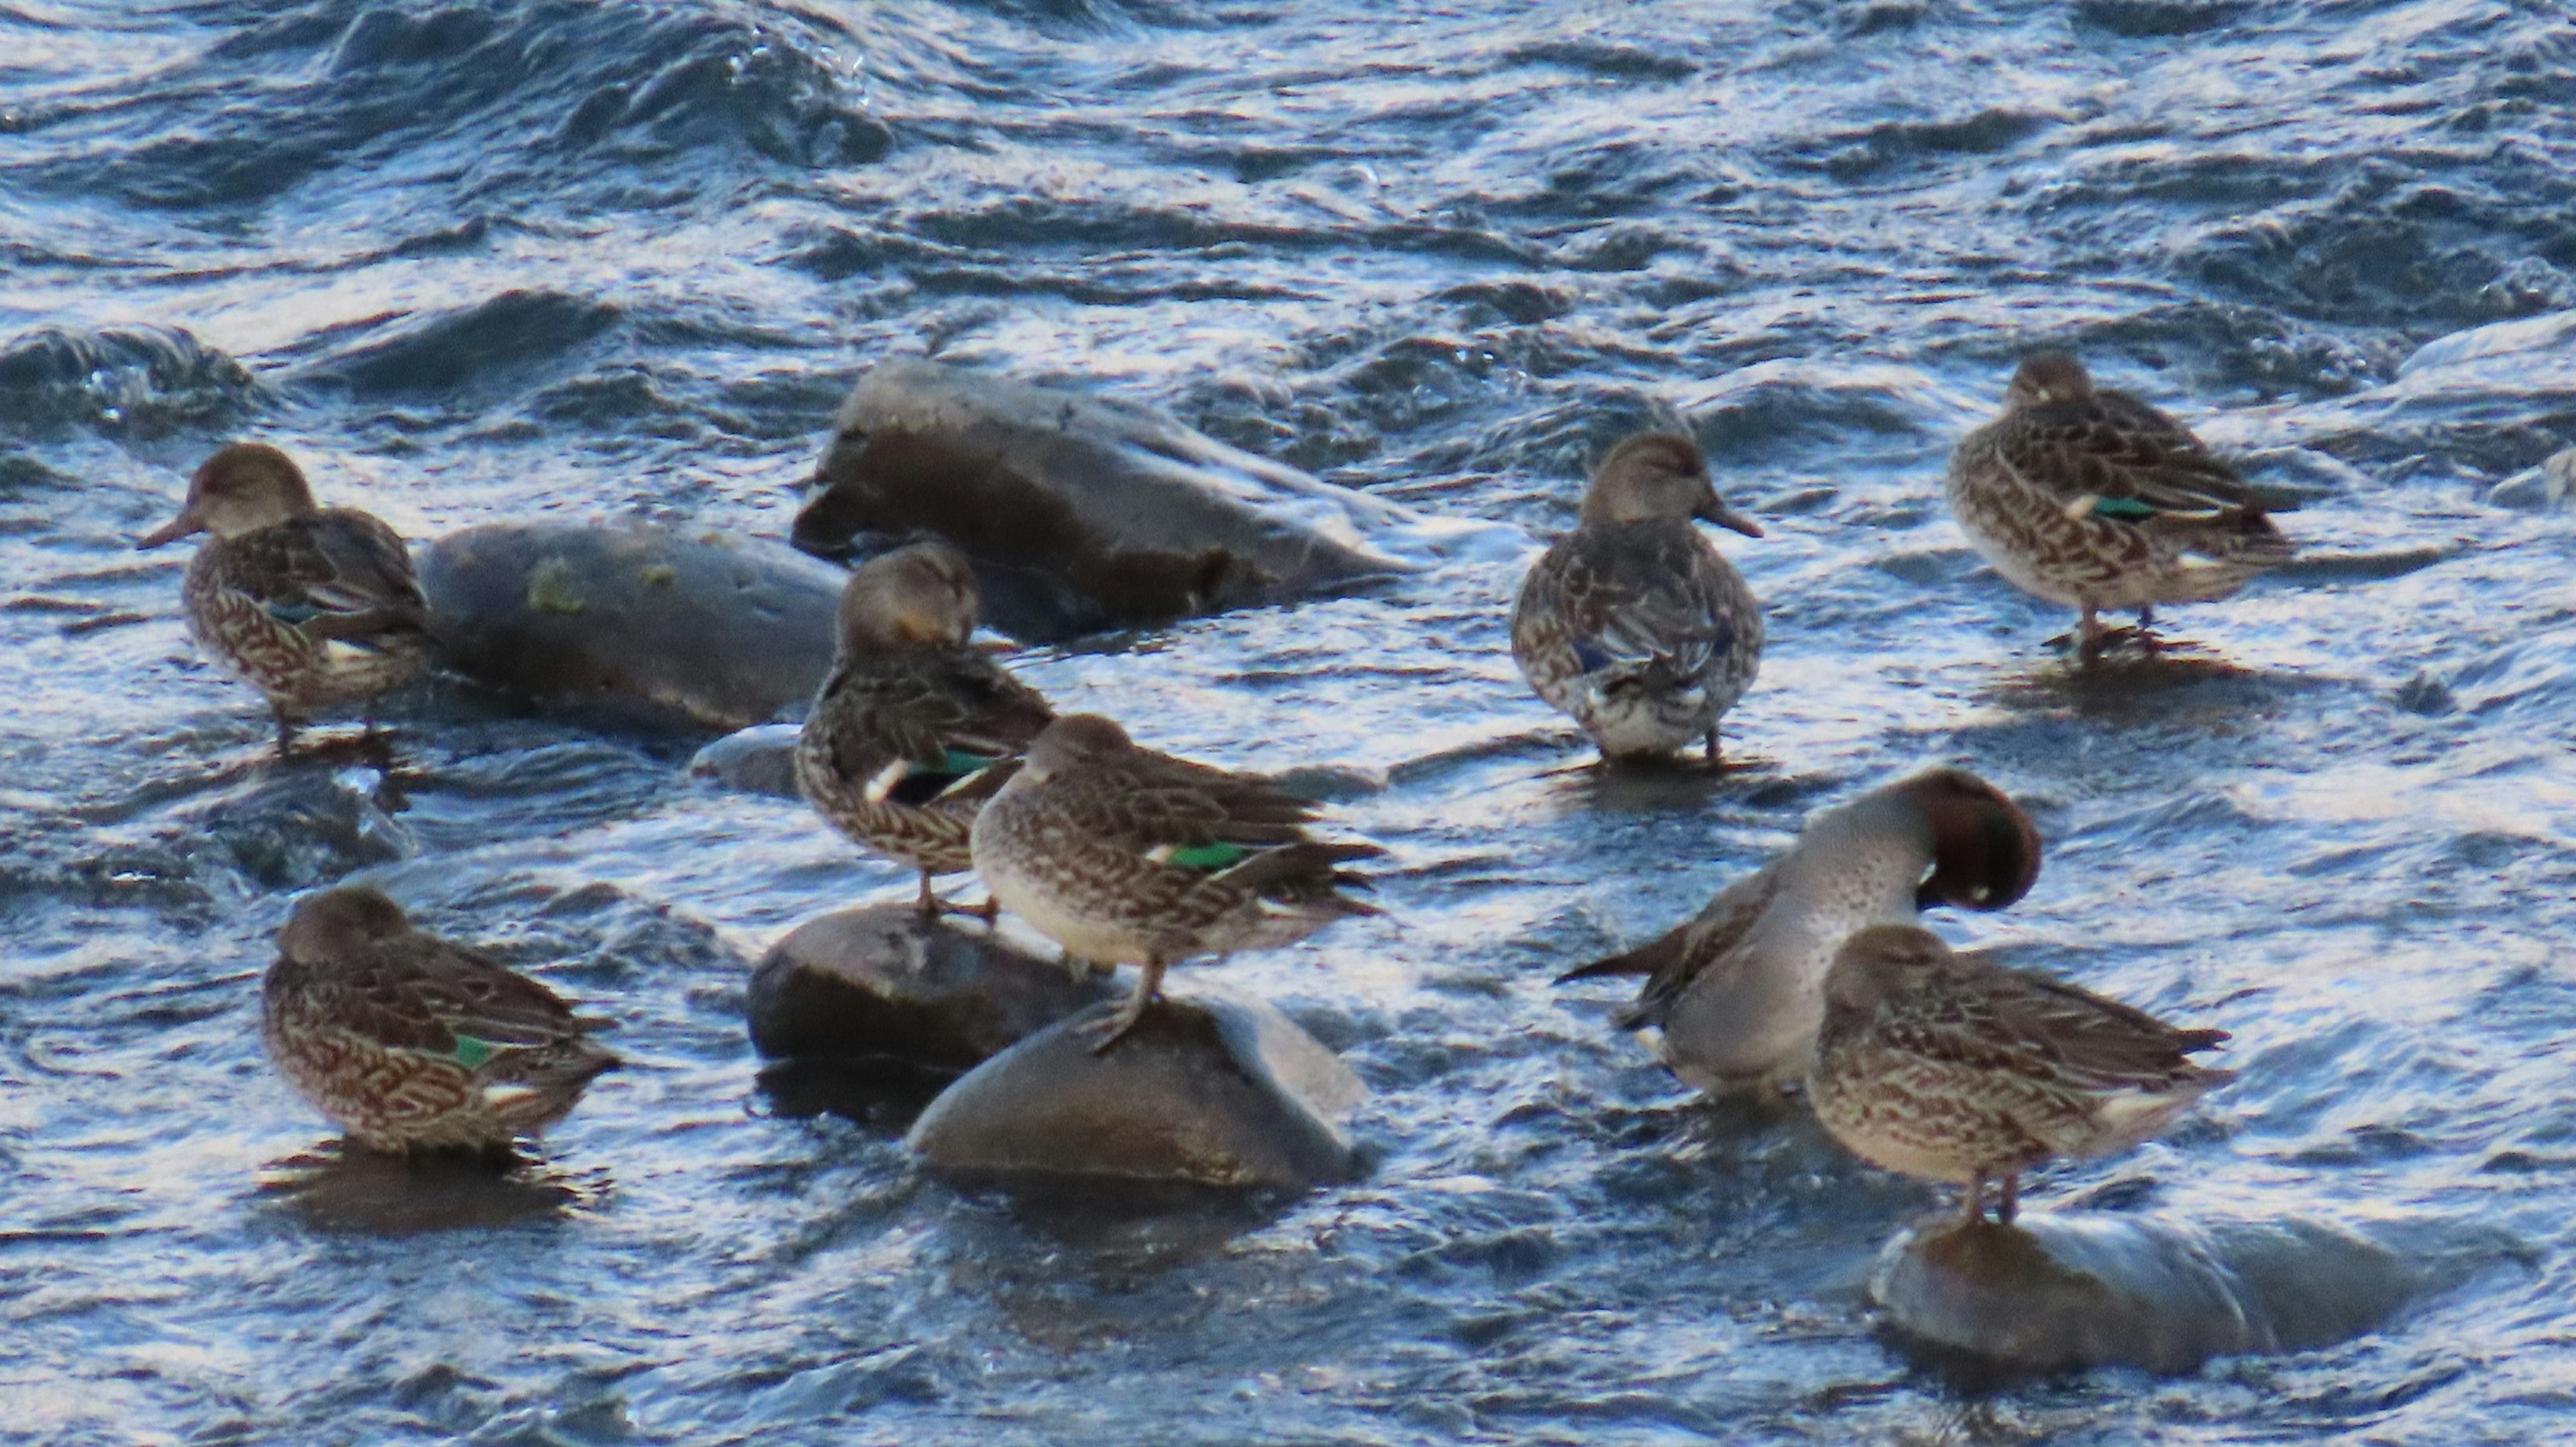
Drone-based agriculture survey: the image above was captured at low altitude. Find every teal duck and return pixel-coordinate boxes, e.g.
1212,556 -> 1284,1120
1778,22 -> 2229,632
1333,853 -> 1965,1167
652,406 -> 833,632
969,714 -> 1382,1052
1810,924 -> 2235,1223
263,886 -> 619,1155
1511,431 -> 1764,761
796,541 -> 1055,916
138,442 -> 432,751
1558,768 -> 2039,1095
1946,352 -> 2294,661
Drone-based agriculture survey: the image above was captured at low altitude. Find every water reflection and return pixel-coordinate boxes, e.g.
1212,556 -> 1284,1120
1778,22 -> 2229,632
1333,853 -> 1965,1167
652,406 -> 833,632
257,1145 -> 600,1236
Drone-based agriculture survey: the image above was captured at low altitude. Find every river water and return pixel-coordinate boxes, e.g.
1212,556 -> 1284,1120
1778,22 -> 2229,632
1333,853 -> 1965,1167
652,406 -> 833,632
5,0 -> 2576,1442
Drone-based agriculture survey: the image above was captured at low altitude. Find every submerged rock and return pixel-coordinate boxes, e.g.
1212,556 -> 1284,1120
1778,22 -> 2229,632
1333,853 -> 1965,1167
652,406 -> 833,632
1871,1212 -> 2424,1374
746,905 -> 1116,1071
906,990 -> 1367,1190
790,357 -> 1511,635
420,522 -> 845,731
688,722 -> 806,798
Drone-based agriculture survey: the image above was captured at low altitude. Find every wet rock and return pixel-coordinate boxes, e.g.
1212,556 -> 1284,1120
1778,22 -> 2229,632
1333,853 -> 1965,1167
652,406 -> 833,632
790,357 -> 1512,636
688,722 -> 804,798
420,522 -> 845,731
2487,447 -> 2576,511
906,990 -> 1367,1190
747,906 -> 1116,1071
1871,1212 -> 2424,1374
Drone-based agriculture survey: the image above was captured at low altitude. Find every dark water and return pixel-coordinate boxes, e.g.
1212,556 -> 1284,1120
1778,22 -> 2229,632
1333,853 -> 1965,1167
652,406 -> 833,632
6,0 -> 2576,1441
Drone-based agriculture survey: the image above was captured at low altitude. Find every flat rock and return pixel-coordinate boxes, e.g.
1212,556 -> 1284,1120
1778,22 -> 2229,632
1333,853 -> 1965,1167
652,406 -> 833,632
906,989 -> 1367,1190
791,357 -> 1513,634
747,905 -> 1116,1071
420,522 -> 846,731
689,722 -> 806,798
1872,1212 -> 2425,1374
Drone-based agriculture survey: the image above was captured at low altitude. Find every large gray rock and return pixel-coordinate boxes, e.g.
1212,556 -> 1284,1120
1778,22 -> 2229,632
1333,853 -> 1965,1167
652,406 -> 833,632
1871,1212 -> 2425,1374
906,990 -> 1368,1190
747,906 -> 1116,1071
421,522 -> 847,731
791,357 -> 1512,631
688,722 -> 806,798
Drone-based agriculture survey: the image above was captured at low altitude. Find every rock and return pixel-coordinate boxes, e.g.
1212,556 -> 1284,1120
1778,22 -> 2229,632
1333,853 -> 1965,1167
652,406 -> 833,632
790,357 -> 1513,635
420,522 -> 846,731
1870,1212 -> 2424,1374
746,905 -> 1116,1071
688,722 -> 805,798
906,989 -> 1367,1190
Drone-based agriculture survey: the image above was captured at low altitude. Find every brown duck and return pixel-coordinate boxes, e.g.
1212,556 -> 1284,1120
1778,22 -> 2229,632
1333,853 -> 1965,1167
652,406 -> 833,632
1946,352 -> 2294,661
262,886 -> 619,1155
795,541 -> 1055,916
1809,924 -> 2235,1223
138,442 -> 432,751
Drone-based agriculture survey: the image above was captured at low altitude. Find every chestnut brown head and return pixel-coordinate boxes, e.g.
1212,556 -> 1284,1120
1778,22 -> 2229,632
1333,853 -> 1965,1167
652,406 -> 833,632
1892,767 -> 2041,912
2003,352 -> 2094,412
139,442 -> 319,547
1823,923 -> 1957,1013
279,885 -> 413,963
1580,431 -> 1762,537
837,539 -> 981,653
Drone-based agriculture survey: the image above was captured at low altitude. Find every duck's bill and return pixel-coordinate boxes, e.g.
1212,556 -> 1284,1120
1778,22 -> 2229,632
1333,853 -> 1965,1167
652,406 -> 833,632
136,511 -> 203,548
1700,501 -> 1764,539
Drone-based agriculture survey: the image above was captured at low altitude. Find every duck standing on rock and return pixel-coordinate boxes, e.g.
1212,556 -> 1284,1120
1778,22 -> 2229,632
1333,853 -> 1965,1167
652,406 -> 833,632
1809,924 -> 2235,1224
1557,768 -> 2039,1095
263,886 -> 620,1157
1946,352 -> 2295,663
797,541 -> 1056,918
137,442 -> 433,753
1511,431 -> 1764,764
970,714 -> 1383,1053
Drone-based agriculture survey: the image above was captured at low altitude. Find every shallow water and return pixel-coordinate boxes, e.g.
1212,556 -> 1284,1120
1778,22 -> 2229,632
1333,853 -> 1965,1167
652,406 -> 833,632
5,0 -> 2576,1441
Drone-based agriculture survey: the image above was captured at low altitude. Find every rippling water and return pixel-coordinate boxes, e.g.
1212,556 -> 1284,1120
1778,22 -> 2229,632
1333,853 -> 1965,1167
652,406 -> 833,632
7,0 -> 2576,1441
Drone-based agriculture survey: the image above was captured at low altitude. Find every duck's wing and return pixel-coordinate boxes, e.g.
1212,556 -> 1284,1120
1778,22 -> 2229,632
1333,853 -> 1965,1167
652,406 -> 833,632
1539,524 -> 1745,678
820,653 -> 1053,806
1992,392 -> 2279,528
248,511 -> 429,641
1906,955 -> 2233,1095
1556,861 -> 1784,1028
325,938 -> 600,1067
1049,750 -> 1373,885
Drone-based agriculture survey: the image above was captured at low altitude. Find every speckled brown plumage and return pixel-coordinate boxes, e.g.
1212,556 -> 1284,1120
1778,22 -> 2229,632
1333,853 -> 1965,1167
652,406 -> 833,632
1512,432 -> 1764,761
140,443 -> 430,749
1946,352 -> 2293,659
795,541 -> 1054,915
262,886 -> 619,1155
1809,924 -> 2234,1223
969,714 -> 1381,1051
1556,769 -> 2041,1095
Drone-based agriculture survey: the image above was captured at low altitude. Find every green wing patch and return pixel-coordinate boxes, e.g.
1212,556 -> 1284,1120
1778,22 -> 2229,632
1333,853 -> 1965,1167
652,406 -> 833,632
2090,496 -> 2158,521
1156,842 -> 1252,871
447,1034 -> 498,1069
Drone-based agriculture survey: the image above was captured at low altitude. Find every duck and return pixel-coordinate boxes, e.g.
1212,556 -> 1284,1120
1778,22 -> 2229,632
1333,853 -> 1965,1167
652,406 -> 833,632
969,713 -> 1382,1052
1945,351 -> 2295,662
137,441 -> 433,752
262,886 -> 619,1156
1809,924 -> 2235,1224
1556,767 -> 2039,1095
796,541 -> 1056,918
1511,431 -> 1764,763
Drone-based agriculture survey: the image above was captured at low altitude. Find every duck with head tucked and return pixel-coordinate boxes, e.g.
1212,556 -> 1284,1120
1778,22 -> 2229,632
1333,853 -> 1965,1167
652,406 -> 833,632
796,541 -> 1056,918
971,714 -> 1383,1053
1810,924 -> 2235,1224
138,442 -> 433,752
263,886 -> 620,1157
1947,352 -> 2294,663
1557,768 -> 2040,1095
1511,431 -> 1764,764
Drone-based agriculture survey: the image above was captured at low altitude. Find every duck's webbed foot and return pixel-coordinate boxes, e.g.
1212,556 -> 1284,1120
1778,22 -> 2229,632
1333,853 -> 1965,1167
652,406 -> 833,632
1076,959 -> 1166,1055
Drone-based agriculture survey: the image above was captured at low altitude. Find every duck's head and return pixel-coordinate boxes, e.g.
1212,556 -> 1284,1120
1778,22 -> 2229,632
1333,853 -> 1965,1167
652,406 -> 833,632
837,539 -> 980,653
2004,351 -> 2094,411
1891,767 -> 2042,912
1823,923 -> 1956,1012
1021,712 -> 1133,782
1579,431 -> 1763,537
139,443 -> 317,547
280,885 -> 413,963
